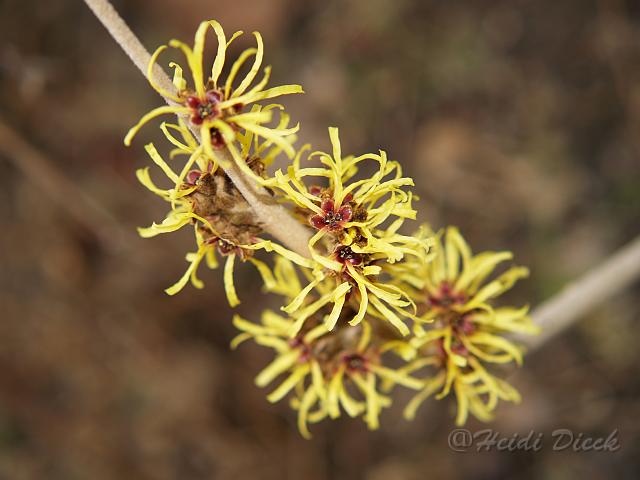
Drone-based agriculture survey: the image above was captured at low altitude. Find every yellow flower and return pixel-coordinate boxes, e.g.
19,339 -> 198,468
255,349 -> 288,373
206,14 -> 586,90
135,141 -> 210,237
113,13 -> 540,436
394,226 -> 538,424
135,137 -> 308,307
232,309 -> 422,438
124,20 -> 303,168
165,227 -> 278,308
262,128 -> 432,337
226,104 -> 299,182
401,354 -> 522,425
267,127 -> 423,262
279,256 -> 420,339
159,104 -> 296,184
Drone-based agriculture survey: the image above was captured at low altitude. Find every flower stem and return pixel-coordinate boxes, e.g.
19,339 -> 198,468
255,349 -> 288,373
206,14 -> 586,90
526,234 -> 640,350
82,0 -> 312,257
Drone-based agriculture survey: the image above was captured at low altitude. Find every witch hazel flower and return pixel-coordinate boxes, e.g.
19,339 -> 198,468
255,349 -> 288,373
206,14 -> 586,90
232,309 -> 421,438
261,128 -> 432,337
309,197 -> 353,232
118,15 -> 539,438
389,226 -> 539,425
160,104 -> 297,184
124,20 -> 303,167
267,128 -> 423,261
135,134 -> 306,307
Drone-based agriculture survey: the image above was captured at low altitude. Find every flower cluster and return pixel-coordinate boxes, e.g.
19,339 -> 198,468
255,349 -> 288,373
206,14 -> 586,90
391,227 -> 539,425
125,19 -> 539,438
262,127 -> 432,338
125,20 -> 302,171
231,257 -> 421,438
134,117 -> 301,307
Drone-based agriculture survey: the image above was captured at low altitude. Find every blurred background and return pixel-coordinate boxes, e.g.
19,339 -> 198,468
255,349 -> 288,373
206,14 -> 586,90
1,0 -> 639,478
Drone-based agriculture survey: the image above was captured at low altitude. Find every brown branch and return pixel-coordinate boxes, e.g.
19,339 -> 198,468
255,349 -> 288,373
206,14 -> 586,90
82,0 -> 312,257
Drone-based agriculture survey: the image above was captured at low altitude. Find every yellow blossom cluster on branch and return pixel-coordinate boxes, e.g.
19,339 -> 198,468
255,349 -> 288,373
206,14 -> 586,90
125,19 -> 539,438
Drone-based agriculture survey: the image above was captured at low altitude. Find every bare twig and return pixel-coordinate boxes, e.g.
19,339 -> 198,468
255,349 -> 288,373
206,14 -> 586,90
0,117 -> 136,252
82,0 -> 311,257
525,234 -> 640,350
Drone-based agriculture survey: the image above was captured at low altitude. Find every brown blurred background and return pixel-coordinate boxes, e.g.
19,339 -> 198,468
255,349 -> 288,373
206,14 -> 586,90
1,0 -> 639,479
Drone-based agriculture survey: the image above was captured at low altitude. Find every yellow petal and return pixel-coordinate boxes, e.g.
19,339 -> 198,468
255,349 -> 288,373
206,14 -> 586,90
224,253 -> 240,307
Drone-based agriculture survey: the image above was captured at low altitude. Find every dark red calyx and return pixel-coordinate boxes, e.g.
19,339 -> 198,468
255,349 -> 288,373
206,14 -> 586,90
217,239 -> 237,256
334,245 -> 363,266
186,89 -> 222,125
185,170 -> 202,185
309,198 -> 353,231
309,186 -> 323,197
455,314 -> 475,336
343,353 -> 368,373
210,128 -> 226,148
436,338 -> 469,358
428,282 -> 466,309
289,337 -> 311,362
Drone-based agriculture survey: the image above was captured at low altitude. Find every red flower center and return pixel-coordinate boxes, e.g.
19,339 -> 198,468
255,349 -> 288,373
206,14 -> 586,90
453,314 -> 475,336
436,338 -> 469,359
210,127 -> 225,149
216,238 -> 238,256
309,198 -> 353,231
289,337 -> 312,363
186,90 -> 222,125
185,170 -> 202,185
343,353 -> 368,373
334,245 -> 364,266
428,282 -> 466,310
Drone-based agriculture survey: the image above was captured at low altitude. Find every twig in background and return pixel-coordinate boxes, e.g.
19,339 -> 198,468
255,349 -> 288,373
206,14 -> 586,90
0,117 -> 135,253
